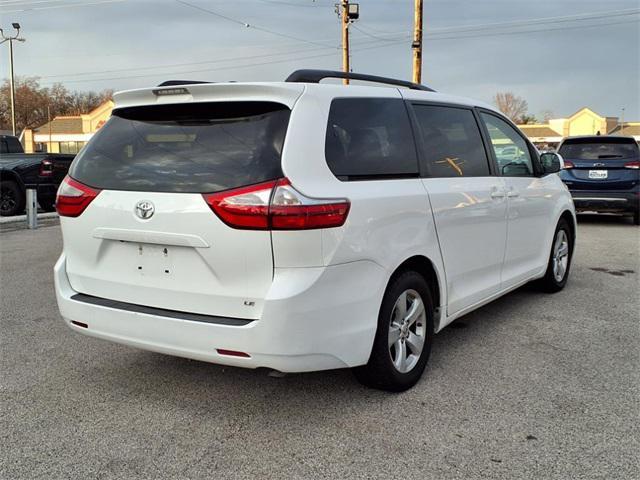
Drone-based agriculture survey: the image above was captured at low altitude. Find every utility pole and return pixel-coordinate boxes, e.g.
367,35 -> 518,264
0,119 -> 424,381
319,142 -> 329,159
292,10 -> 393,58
621,107 -> 625,136
1,23 -> 26,136
340,0 -> 350,85
336,1 -> 359,85
412,0 -> 423,84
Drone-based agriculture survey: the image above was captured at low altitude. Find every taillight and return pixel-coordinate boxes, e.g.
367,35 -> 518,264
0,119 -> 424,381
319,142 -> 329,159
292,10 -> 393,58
203,180 -> 275,230
202,178 -> 350,230
39,159 -> 53,177
624,161 -> 640,169
56,176 -> 101,217
269,178 -> 350,229
563,160 -> 575,169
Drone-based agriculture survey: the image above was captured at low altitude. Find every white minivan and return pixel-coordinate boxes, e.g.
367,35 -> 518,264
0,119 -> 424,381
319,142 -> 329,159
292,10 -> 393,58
54,70 -> 576,391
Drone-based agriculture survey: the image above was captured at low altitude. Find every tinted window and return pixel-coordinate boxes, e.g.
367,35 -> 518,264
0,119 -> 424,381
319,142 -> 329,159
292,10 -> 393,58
0,140 -> 7,154
325,98 -> 418,180
69,102 -> 290,193
558,138 -> 639,160
412,105 -> 490,177
481,113 -> 534,177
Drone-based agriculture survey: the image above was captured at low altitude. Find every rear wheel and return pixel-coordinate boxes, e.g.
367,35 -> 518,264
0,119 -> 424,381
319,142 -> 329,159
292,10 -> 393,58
0,180 -> 24,217
354,270 -> 434,392
538,219 -> 573,292
633,211 -> 639,226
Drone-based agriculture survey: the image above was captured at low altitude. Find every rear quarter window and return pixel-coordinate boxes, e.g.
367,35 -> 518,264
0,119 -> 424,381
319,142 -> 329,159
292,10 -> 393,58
324,98 -> 419,180
69,102 -> 290,193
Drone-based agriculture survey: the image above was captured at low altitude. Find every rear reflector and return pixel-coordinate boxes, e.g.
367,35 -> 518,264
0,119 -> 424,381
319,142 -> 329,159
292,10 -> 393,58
203,178 -> 350,230
216,349 -> 251,358
56,176 -> 101,217
624,161 -> 640,169
71,321 -> 88,328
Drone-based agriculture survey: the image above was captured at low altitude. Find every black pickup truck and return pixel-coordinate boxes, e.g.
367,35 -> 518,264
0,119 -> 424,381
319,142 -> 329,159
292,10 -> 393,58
0,135 -> 75,216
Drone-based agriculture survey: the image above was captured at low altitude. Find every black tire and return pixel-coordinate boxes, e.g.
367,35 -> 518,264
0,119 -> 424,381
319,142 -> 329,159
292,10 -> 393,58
354,270 -> 434,392
39,199 -> 57,212
537,218 -> 573,293
633,211 -> 639,226
0,180 -> 25,217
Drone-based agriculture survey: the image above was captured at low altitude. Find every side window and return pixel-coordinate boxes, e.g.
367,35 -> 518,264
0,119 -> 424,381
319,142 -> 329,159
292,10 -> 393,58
0,140 -> 8,154
325,98 -> 419,180
412,105 -> 490,177
480,112 -> 534,177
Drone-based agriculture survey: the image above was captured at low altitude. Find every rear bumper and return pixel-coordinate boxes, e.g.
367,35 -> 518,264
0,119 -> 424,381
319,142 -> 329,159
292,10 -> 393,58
54,253 -> 387,372
569,190 -> 639,214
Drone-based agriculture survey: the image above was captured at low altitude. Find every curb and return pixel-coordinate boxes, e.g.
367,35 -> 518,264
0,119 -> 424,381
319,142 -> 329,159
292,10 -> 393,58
0,212 -> 59,225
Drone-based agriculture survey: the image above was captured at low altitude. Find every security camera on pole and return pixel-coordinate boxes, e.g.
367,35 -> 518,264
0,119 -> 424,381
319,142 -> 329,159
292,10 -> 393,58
1,23 -> 26,136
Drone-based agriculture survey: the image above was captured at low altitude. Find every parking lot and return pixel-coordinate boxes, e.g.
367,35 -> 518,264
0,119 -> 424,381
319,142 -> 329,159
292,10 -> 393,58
1,216 -> 638,479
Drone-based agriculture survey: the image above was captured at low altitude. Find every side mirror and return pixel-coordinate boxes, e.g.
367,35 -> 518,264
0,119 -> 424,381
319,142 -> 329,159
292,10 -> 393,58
540,152 -> 562,174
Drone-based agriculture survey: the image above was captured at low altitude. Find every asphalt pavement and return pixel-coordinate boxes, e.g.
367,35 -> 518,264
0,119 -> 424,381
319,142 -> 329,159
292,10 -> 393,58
1,215 -> 638,479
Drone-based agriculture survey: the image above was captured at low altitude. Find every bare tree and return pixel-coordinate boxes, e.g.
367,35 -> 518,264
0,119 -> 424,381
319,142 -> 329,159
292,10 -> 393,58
520,114 -> 538,125
541,110 -> 555,122
0,77 -> 112,133
493,92 -> 528,123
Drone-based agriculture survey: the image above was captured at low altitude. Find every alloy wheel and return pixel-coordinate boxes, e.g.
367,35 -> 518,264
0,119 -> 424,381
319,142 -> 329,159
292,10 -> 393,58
1,187 -> 17,215
388,289 -> 427,373
552,229 -> 569,282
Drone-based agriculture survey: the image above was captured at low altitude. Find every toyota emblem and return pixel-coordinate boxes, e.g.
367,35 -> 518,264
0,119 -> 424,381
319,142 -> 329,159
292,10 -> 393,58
135,200 -> 155,220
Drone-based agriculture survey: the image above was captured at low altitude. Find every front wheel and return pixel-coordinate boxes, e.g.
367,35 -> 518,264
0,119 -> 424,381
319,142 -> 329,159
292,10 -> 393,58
537,219 -> 573,292
353,271 -> 434,392
0,180 -> 25,217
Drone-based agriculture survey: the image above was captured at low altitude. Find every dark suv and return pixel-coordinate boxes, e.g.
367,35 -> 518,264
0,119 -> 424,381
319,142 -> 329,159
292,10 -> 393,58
558,136 -> 640,225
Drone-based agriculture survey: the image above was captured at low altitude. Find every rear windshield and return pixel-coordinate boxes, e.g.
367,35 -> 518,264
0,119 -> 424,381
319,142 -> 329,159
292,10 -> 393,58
69,102 -> 290,193
558,138 -> 639,160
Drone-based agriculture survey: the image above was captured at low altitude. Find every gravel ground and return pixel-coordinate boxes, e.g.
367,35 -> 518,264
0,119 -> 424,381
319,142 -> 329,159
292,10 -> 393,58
1,214 -> 638,479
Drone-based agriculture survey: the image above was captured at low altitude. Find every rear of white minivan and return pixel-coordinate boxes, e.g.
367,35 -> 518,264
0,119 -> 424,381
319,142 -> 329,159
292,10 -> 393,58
54,83 -> 373,372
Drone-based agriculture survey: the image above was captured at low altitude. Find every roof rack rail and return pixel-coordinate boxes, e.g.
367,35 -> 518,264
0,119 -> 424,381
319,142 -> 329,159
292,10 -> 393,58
285,69 -> 435,92
156,80 -> 212,87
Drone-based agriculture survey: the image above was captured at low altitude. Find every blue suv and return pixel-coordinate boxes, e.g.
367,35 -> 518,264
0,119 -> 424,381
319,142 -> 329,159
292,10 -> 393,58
558,136 -> 640,225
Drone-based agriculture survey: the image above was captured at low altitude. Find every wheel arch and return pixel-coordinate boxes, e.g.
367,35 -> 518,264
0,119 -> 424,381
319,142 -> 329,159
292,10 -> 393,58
389,255 -> 443,329
559,209 -> 576,245
0,170 -> 26,191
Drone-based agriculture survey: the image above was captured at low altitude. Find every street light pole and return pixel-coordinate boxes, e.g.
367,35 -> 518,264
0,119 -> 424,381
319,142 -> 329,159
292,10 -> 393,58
9,38 -> 16,136
1,23 -> 26,137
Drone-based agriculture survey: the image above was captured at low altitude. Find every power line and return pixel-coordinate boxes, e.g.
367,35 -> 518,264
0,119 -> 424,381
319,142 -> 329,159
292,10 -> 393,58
40,38 -> 408,86
0,0 -> 126,12
175,0 -> 336,49
255,0 -> 325,7
39,44 -> 342,79
426,18 -> 639,42
35,10 -> 639,85
351,8 -> 640,42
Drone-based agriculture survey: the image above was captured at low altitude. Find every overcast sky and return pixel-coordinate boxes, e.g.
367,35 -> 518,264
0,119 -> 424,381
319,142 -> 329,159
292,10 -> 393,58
2,0 -> 639,119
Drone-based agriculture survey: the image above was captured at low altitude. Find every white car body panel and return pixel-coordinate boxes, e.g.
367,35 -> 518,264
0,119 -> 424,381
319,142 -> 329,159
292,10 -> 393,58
54,80 -> 576,372
422,176 -> 508,316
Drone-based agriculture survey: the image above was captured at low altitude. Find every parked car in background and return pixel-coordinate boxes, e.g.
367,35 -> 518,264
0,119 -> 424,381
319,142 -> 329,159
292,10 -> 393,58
558,136 -> 640,225
0,135 -> 75,216
54,70 -> 576,391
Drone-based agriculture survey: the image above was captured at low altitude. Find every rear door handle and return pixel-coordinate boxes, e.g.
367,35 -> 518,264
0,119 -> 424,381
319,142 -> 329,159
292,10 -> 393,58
506,189 -> 520,198
490,189 -> 506,199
